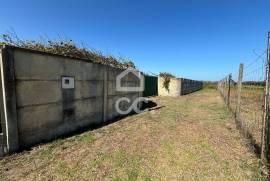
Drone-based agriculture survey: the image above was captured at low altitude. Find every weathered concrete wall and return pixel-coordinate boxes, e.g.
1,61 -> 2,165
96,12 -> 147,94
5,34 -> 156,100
158,77 -> 181,97
180,78 -> 203,95
158,76 -> 202,96
0,48 -> 6,156
0,46 -> 19,155
0,46 -> 141,152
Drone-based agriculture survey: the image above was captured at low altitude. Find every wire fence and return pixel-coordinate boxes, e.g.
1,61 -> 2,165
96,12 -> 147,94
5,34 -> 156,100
240,58 -> 266,148
218,39 -> 269,162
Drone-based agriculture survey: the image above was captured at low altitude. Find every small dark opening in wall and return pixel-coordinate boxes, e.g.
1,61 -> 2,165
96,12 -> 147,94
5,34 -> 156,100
65,79 -> 70,84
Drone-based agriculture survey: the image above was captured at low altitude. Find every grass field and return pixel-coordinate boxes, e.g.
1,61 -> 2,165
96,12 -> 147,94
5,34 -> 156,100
0,89 -> 267,180
228,85 -> 264,147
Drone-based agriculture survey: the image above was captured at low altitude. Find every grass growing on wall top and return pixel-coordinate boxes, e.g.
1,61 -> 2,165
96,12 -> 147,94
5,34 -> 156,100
0,31 -> 135,69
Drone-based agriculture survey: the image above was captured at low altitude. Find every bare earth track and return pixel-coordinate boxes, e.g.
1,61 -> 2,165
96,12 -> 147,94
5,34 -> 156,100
0,89 -> 267,180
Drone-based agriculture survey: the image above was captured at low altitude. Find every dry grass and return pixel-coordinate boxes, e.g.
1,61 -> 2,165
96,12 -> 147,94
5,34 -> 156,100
0,89 -> 267,180
228,85 -> 264,147
0,32 -> 135,69
239,86 -> 264,147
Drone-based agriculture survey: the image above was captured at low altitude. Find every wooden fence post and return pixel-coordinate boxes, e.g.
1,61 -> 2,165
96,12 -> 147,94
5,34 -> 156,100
261,32 -> 270,162
236,64 -> 244,129
227,74 -> 232,107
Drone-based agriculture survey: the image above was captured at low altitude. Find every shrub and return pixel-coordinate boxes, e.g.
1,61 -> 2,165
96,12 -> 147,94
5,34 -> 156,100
159,72 -> 175,91
0,32 -> 135,69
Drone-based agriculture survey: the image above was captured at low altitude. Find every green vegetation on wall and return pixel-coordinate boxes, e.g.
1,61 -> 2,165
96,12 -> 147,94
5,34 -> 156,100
0,32 -> 135,69
159,72 -> 175,91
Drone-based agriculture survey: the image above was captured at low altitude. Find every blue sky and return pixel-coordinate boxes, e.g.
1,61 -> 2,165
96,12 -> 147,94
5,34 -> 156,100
0,0 -> 269,80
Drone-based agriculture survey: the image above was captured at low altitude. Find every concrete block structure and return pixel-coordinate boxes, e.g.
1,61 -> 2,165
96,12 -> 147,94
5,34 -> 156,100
158,76 -> 203,97
0,45 -> 142,156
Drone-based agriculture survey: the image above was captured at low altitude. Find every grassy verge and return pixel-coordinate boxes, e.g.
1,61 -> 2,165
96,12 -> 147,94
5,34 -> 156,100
0,89 -> 267,180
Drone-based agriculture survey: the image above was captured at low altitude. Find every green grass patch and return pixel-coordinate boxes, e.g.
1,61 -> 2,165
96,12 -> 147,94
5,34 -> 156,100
56,160 -> 79,179
77,133 -> 95,143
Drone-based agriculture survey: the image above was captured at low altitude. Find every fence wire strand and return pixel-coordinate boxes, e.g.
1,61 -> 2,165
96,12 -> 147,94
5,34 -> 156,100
218,51 -> 267,149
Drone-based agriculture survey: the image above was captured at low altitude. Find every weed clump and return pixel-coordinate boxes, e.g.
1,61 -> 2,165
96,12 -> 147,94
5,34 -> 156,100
0,32 -> 135,69
159,72 -> 175,91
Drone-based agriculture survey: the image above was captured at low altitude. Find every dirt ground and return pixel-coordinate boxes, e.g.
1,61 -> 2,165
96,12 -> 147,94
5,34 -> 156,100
0,89 -> 267,180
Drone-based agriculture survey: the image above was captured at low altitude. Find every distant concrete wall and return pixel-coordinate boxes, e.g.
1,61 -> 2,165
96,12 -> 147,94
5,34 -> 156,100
180,78 -> 203,95
0,46 -> 141,153
158,77 -> 181,97
158,76 -> 202,96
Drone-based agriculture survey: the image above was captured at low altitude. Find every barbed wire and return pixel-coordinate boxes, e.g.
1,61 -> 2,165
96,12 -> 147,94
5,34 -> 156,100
218,47 -> 268,149
244,50 -> 267,71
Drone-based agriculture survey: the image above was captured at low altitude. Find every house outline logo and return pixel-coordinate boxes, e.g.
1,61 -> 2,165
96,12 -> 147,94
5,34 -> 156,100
116,68 -> 145,92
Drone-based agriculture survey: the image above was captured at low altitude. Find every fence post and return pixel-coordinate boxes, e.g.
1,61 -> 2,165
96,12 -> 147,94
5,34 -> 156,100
227,74 -> 232,107
261,32 -> 270,162
236,64 -> 244,129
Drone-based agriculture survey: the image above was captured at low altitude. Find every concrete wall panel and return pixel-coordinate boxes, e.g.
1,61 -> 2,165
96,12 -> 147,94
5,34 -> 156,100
158,77 -> 181,97
14,50 -> 104,81
75,80 -> 103,99
17,104 -> 63,134
16,81 -> 61,107
14,50 -> 64,80
158,76 -> 202,96
20,112 -> 102,146
75,97 -> 103,119
2,47 -> 141,149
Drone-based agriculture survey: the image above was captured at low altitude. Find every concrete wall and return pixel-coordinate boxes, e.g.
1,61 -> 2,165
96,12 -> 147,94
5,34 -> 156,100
158,77 -> 181,97
180,78 -> 203,95
158,76 -> 202,96
0,46 -> 141,153
143,75 -> 158,97
0,48 -> 6,156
